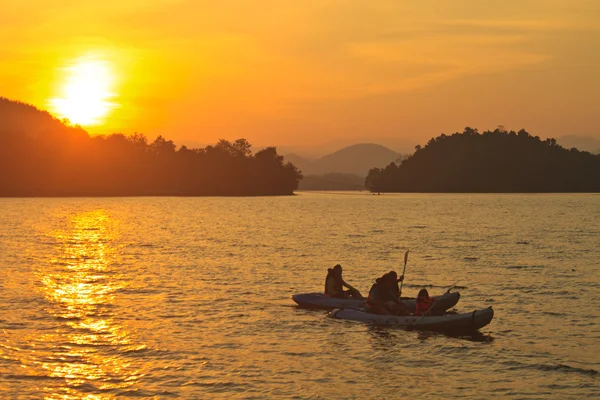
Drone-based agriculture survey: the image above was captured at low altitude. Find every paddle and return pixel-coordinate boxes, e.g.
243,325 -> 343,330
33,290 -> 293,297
446,282 -> 458,293
398,250 -> 409,298
345,283 -> 363,299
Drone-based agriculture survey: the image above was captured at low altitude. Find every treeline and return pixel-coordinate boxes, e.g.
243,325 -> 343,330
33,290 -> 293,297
366,127 -> 600,193
0,97 -> 301,196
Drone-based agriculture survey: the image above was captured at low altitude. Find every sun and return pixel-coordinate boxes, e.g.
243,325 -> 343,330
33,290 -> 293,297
50,55 -> 117,126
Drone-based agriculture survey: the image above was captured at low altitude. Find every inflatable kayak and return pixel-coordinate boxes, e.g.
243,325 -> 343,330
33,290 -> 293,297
292,291 -> 460,314
330,306 -> 494,332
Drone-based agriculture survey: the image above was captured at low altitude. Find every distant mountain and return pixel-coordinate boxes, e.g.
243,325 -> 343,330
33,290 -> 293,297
277,137 -> 417,158
556,135 -> 600,154
285,143 -> 401,176
283,153 -> 315,176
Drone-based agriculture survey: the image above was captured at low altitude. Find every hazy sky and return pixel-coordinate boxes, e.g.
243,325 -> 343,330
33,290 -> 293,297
1,0 -> 599,151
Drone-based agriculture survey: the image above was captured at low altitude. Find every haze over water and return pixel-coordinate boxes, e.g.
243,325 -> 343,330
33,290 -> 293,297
1,193 -> 599,398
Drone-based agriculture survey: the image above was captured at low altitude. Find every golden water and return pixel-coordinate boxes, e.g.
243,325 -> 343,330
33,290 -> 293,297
1,193 -> 598,398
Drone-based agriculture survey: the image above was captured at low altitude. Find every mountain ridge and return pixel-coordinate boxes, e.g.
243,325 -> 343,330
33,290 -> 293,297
285,143 -> 401,177
555,135 -> 600,154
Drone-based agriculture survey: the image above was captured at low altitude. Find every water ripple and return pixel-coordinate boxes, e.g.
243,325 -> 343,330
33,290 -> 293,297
0,194 -> 598,399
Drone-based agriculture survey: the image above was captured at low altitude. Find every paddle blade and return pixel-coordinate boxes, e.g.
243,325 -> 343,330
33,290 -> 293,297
404,250 -> 409,265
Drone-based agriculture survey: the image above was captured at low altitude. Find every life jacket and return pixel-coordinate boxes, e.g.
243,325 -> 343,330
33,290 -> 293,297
415,297 -> 433,316
324,270 -> 343,297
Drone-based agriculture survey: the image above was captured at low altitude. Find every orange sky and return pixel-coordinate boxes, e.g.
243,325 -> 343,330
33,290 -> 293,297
1,0 -> 599,152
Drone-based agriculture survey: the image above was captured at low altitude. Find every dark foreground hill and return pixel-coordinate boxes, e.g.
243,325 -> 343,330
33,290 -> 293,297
0,97 -> 301,196
366,127 -> 600,193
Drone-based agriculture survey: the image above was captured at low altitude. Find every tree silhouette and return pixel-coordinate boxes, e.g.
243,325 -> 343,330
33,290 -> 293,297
366,127 -> 600,193
0,97 -> 302,196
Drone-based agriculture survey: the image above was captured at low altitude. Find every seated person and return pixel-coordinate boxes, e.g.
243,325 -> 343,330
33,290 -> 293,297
324,264 -> 363,299
415,288 -> 437,316
387,270 -> 404,299
366,273 -> 409,315
365,277 -> 388,315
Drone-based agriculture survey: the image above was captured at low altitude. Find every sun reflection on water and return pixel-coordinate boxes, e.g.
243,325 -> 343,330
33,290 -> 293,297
35,210 -> 142,398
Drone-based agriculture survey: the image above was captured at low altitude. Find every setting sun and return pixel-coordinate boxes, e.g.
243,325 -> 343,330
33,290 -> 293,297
49,55 -> 117,126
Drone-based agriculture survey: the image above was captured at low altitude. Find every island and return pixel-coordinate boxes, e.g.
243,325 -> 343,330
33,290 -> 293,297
366,127 -> 600,193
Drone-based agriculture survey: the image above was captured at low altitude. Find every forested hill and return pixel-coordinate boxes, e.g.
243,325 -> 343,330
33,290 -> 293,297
0,97 -> 88,142
0,97 -> 301,196
366,127 -> 600,193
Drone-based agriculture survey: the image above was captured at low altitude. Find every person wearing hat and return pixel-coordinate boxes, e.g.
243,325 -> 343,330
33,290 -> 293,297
324,264 -> 363,299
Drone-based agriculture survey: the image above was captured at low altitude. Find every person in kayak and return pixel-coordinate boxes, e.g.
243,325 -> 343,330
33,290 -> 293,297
324,264 -> 363,299
387,270 -> 404,298
365,276 -> 388,314
415,288 -> 436,316
365,273 -> 409,315
383,272 -> 410,316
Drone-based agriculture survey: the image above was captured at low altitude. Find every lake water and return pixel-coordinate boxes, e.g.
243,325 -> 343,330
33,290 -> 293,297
1,193 -> 599,399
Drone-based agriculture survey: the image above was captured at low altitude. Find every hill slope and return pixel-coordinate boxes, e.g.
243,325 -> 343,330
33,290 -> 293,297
556,135 -> 600,154
283,153 -> 315,176
286,143 -> 400,176
366,127 -> 600,193
0,97 -> 301,196
0,97 -> 88,142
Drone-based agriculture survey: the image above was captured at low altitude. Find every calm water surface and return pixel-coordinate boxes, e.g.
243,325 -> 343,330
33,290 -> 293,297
1,193 -> 599,399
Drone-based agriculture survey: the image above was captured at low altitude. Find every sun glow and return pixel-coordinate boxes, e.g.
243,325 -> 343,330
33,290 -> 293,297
50,55 -> 117,126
